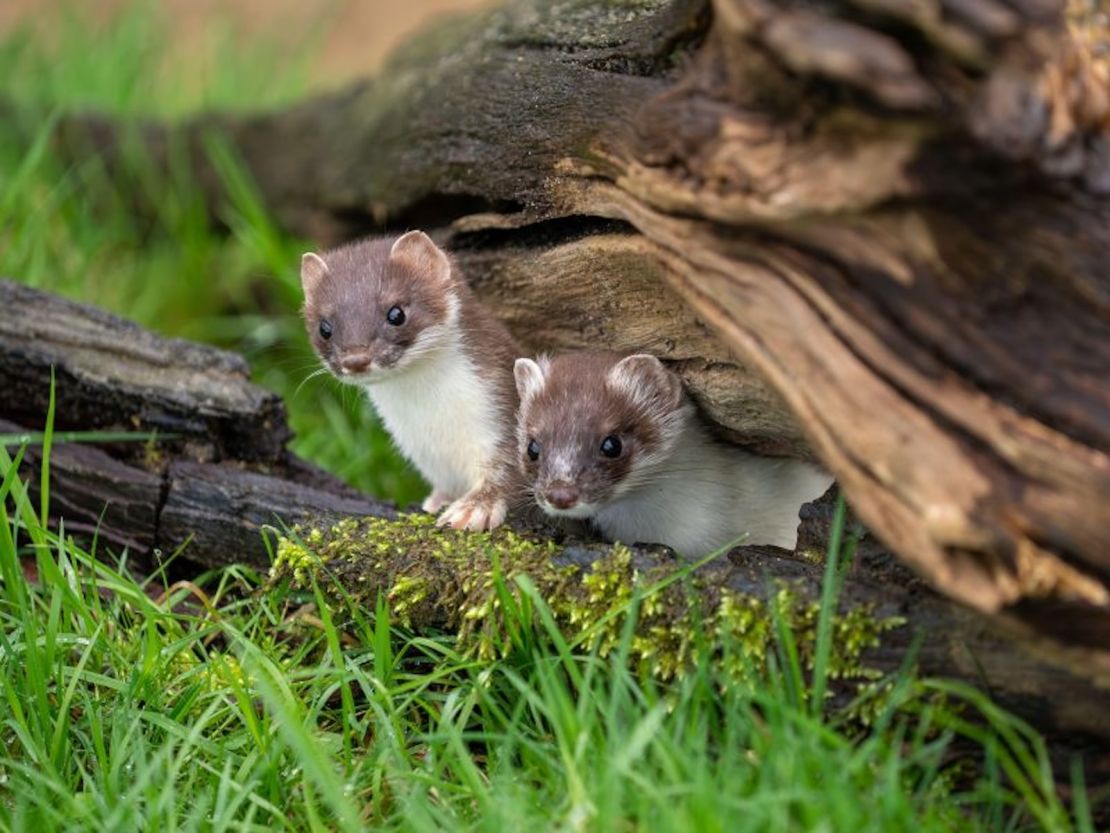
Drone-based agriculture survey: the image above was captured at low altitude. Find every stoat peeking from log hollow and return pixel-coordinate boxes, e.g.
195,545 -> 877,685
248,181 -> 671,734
513,352 -> 833,555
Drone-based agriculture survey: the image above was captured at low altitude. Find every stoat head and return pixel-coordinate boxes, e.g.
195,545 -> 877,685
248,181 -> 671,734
513,352 -> 689,519
300,231 -> 459,384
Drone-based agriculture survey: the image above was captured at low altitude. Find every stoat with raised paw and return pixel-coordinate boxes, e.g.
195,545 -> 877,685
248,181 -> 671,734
300,231 -> 521,530
513,352 -> 833,555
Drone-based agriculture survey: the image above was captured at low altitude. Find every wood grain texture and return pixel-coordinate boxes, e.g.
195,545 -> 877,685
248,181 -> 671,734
0,418 -> 163,554
70,0 -> 1097,653
0,280 -> 291,463
157,460 -> 393,567
0,282 -> 388,567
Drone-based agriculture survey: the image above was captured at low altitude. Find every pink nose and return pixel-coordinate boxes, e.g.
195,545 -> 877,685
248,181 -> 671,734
545,483 -> 579,510
340,352 -> 372,374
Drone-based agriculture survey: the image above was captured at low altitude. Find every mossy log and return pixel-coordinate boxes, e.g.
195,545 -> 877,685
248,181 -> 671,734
273,507 -> 1110,782
2,278 -> 1110,768
1,280 -> 1108,774
34,0 -> 1110,668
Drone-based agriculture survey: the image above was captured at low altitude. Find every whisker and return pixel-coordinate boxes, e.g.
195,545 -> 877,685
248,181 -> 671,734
293,366 -> 330,399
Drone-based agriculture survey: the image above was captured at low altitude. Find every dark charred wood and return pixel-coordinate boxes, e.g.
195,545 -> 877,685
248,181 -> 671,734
156,460 -> 393,568
0,279 -> 290,464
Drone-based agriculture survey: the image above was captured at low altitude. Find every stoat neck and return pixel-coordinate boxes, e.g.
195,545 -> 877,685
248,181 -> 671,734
363,331 -> 505,500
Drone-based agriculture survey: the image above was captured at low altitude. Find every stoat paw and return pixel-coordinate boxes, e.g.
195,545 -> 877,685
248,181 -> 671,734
421,489 -> 454,514
436,495 -> 508,532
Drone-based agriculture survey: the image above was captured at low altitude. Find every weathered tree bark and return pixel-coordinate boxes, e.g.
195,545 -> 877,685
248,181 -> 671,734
41,0 -> 1109,665
0,280 -> 290,464
1,278 -> 1108,777
0,279 -> 392,563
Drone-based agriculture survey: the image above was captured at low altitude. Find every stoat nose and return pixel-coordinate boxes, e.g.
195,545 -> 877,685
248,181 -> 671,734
339,352 -> 373,374
545,483 -> 580,510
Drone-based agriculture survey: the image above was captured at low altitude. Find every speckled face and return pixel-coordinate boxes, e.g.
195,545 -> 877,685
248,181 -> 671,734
514,353 -> 684,518
301,232 -> 456,384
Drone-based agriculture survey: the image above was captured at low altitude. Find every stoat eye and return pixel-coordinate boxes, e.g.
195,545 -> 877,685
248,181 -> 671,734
600,435 -> 622,458
318,319 -> 333,340
386,305 -> 406,326
526,438 -> 541,462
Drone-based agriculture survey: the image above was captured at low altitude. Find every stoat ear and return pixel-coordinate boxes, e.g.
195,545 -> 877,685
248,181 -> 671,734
514,357 -> 548,403
608,354 -> 683,412
390,230 -> 452,286
300,252 -> 329,296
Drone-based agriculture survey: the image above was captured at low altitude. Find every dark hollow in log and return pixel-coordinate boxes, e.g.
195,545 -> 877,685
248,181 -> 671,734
33,0 -> 1109,668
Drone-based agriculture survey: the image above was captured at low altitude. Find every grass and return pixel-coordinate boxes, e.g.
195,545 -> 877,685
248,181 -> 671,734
0,3 -> 1101,831
0,418 -> 1097,831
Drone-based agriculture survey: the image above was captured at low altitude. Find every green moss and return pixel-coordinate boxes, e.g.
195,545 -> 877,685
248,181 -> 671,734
271,513 -> 902,688
272,533 -> 323,587
201,652 -> 248,693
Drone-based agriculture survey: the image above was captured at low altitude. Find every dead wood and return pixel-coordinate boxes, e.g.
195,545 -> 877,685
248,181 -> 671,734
2,0 -> 1109,773
0,279 -> 390,566
37,0 -> 1108,661
0,279 -> 1108,771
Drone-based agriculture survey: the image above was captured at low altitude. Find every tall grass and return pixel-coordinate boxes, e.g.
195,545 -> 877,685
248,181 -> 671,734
0,0 -> 425,505
0,412 -> 1095,830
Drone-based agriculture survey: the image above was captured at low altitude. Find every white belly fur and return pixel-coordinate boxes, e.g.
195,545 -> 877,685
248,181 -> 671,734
363,343 -> 502,500
594,434 -> 833,556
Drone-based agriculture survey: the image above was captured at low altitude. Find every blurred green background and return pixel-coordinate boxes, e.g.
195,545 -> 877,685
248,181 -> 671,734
0,0 -> 489,506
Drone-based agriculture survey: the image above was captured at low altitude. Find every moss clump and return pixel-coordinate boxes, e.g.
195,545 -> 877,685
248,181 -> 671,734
271,513 -> 902,688
201,652 -> 248,693
272,530 -> 324,586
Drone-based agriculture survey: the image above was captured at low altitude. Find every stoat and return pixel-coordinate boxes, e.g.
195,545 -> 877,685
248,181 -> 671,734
513,352 -> 833,555
300,231 -> 521,530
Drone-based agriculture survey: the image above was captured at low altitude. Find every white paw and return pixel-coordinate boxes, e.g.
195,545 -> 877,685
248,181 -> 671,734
436,496 -> 508,532
421,489 -> 453,514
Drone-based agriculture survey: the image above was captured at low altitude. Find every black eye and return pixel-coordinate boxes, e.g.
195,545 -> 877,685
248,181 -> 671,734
386,306 -> 406,326
600,435 -> 622,458
318,319 -> 333,340
527,438 -> 540,462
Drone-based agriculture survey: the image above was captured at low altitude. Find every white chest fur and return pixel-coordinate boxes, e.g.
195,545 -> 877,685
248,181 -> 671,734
363,341 -> 503,499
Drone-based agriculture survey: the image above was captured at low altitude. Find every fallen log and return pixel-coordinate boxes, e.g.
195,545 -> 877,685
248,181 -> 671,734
27,0 -> 1110,664
0,279 -> 1107,775
279,500 -> 1110,782
0,278 -> 390,566
0,280 -> 290,464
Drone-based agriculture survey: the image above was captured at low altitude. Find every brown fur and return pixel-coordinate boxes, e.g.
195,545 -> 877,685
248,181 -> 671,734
302,237 -> 454,375
517,351 -> 833,553
516,352 -> 681,510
